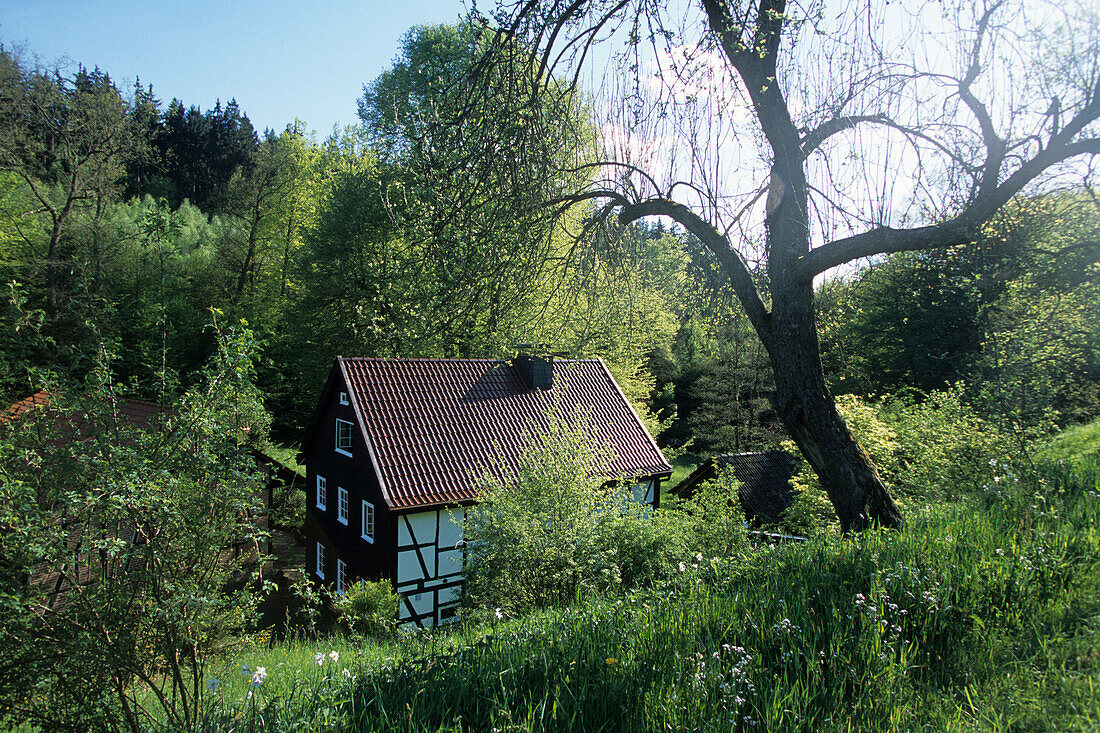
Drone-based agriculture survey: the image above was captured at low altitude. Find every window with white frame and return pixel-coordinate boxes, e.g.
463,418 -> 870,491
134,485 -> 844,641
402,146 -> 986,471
316,475 -> 327,510
337,487 -> 349,525
336,559 -> 347,595
335,419 -> 354,456
361,500 -> 375,542
339,391 -> 349,405
315,542 -> 325,580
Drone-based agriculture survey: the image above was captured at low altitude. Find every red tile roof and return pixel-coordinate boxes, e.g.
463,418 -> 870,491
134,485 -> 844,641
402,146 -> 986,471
0,391 -> 169,432
337,357 -> 672,510
0,391 -> 51,423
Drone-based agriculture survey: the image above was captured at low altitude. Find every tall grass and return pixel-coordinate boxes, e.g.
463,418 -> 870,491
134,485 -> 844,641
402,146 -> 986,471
204,459 -> 1100,732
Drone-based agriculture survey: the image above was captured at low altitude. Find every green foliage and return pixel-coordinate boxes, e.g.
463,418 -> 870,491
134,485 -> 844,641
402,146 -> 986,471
781,389 -> 1051,535
332,580 -> 401,639
672,466 -> 748,559
1041,417 -> 1100,469
883,385 -> 1039,504
818,250 -> 985,397
819,191 -> 1100,428
463,403 -> 680,616
270,480 -> 306,531
0,322 -> 271,731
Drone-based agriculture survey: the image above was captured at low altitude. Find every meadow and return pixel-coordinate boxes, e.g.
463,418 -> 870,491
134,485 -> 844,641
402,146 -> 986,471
201,455 -> 1100,732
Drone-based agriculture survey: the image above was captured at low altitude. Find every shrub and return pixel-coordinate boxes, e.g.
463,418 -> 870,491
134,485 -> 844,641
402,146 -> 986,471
463,403 -> 680,616
882,385 -> 1035,503
0,323 -> 271,730
333,579 -> 401,638
671,465 -> 748,558
780,389 -> 1049,536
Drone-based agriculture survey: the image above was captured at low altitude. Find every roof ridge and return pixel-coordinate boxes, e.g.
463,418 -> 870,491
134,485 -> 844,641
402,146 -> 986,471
338,356 -> 601,363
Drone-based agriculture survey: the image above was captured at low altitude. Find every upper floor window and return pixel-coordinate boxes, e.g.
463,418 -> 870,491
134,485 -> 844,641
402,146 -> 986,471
315,542 -> 325,580
337,487 -> 349,525
361,500 -> 375,543
335,419 -> 354,456
316,475 -> 327,511
339,391 -> 349,405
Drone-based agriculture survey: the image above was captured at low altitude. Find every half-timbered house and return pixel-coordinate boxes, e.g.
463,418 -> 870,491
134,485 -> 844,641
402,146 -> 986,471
298,354 -> 673,628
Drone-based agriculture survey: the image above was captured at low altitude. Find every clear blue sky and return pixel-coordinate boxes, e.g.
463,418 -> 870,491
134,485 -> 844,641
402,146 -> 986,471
0,0 -> 469,136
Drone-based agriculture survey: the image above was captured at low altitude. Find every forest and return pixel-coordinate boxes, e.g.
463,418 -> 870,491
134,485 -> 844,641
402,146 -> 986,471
2,29 -> 1095,459
1,2 -> 1099,729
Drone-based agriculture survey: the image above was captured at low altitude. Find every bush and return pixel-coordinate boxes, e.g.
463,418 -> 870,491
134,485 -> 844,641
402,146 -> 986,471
463,403 -> 681,616
671,465 -> 748,558
780,389 -> 1049,536
0,323 -> 271,730
333,579 -> 401,638
883,385 -> 1039,503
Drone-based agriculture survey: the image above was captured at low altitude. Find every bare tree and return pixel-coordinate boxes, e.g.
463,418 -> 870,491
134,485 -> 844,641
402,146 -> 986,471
466,0 -> 1100,531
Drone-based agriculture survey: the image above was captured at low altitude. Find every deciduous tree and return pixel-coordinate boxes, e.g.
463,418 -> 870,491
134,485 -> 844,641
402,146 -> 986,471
469,0 -> 1100,531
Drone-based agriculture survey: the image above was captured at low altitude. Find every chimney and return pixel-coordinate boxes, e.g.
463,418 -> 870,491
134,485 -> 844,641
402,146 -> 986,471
514,343 -> 553,390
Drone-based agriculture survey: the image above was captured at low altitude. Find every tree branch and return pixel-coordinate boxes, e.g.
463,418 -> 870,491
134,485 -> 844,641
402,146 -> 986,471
616,197 -> 773,344
797,137 -> 1100,278
800,114 -> 889,158
958,0 -> 1008,198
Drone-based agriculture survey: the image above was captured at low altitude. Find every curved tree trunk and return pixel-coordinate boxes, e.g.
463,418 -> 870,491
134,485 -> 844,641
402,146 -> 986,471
763,142 -> 902,532
768,310 -> 903,532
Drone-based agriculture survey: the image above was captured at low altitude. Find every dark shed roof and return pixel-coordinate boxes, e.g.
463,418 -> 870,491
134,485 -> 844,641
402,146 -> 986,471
671,450 -> 796,525
307,357 -> 672,511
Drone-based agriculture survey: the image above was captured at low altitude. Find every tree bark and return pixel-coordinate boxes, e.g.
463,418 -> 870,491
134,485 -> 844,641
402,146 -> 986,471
766,294 -> 902,532
763,171 -> 902,532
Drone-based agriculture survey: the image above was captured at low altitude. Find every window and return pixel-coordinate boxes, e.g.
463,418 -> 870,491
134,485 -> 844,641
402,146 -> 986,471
316,475 -> 327,510
335,419 -> 354,456
339,391 -> 349,405
337,487 -> 349,525
361,500 -> 375,542
315,542 -> 325,580
336,559 -> 347,595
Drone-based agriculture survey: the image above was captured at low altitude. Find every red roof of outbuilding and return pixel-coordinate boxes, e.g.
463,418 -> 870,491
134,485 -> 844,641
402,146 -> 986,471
335,357 -> 671,510
1,391 -> 169,432
0,391 -> 51,423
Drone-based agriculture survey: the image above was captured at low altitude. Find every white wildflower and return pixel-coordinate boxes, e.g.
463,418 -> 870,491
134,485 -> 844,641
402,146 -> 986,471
329,651 -> 339,664
314,652 -> 325,666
